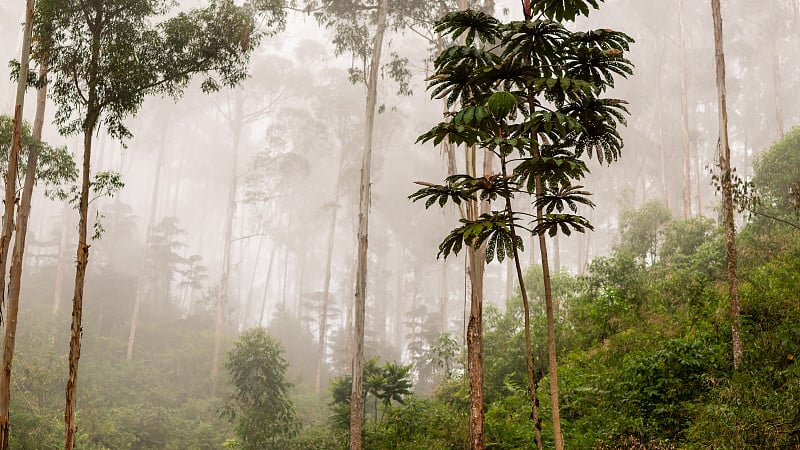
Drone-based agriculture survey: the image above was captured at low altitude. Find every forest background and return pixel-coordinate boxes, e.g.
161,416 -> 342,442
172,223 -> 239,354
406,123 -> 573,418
0,0 -> 798,448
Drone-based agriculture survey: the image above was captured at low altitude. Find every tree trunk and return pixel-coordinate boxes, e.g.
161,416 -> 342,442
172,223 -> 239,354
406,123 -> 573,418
257,242 -> 277,326
0,49 -> 42,448
315,158 -> 344,395
65,9 -> 104,447
500,155 -> 543,450
528,101 -> 564,447
52,205 -> 70,320
679,0 -> 693,218
350,0 -> 388,446
552,234 -> 560,274
0,0 -> 35,327
242,226 -> 265,327
211,93 -> 243,379
439,258 -> 448,334
710,0 -> 743,369
126,131 -> 166,360
768,0 -> 784,140
655,58 -> 669,210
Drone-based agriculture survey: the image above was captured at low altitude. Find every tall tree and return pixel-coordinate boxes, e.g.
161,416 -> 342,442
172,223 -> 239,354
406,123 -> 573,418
126,127 -> 167,361
710,0 -> 742,369
0,0 -> 34,328
349,1 -> 387,443
678,0 -> 692,218
221,327 -> 299,449
307,0 -> 424,446
36,0 -> 283,446
1,2 -> 37,444
413,4 -> 632,448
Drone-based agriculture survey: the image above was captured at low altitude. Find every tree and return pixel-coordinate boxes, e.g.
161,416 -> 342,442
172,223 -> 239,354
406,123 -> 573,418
221,327 -> 299,449
36,0 -> 284,446
710,0 -> 742,370
307,0 -> 424,446
0,23 -> 74,444
0,0 -> 34,329
412,4 -> 632,447
678,0 -> 692,219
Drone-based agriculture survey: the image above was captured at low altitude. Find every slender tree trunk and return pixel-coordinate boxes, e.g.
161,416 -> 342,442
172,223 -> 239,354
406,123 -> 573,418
0,50 -> 42,449
768,0 -> 784,140
345,252 -> 356,374
126,132 -> 166,360
552,234 -> 560,274
52,204 -> 70,319
695,143 -> 703,215
211,93 -> 243,379
393,250 -> 404,351
656,60 -> 669,210
710,0 -> 743,369
65,10 -> 104,447
500,155 -> 543,450
535,180 -> 563,449
350,0 -> 388,446
315,162 -> 343,395
0,0 -> 35,326
528,93 -> 564,447
242,228 -> 265,327
577,226 -> 586,276
679,0 -> 693,218
439,258 -> 448,334
257,242 -> 277,326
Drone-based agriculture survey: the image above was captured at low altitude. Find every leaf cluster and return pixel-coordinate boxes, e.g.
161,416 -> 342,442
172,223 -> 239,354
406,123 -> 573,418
411,8 -> 632,263
0,115 -> 77,200
38,0 -> 273,142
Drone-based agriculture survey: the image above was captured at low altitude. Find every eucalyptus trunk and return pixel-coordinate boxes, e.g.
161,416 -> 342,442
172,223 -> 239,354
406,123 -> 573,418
212,93 -> 243,379
679,0 -> 692,218
0,0 -> 35,323
768,0 -> 784,139
126,132 -> 166,360
52,204 -> 70,319
257,242 -> 278,326
710,0 -> 743,369
656,58 -> 669,210
350,0 -> 388,446
65,11 -> 103,448
0,46 -> 43,448
315,161 -> 343,395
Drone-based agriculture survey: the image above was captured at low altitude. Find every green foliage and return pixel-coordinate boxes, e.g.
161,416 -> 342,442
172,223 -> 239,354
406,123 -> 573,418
38,0 -> 277,141
0,114 -> 77,199
222,327 -> 300,449
328,358 -> 413,432
620,337 -> 725,440
412,7 -> 633,271
616,200 -> 671,263
752,126 -> 800,216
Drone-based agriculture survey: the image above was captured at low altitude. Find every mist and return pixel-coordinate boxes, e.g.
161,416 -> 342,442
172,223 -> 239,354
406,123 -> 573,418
1,0 -> 798,448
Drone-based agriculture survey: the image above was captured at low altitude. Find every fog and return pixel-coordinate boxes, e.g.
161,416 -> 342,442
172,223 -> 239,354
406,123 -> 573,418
0,0 -> 798,446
